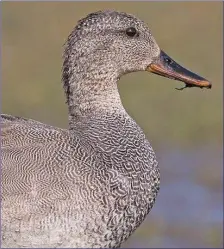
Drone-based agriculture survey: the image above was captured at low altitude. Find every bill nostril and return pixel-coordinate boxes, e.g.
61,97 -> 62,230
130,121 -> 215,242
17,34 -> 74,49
164,57 -> 172,65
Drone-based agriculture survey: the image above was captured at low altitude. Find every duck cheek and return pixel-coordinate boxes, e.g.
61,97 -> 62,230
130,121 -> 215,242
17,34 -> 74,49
129,54 -> 151,72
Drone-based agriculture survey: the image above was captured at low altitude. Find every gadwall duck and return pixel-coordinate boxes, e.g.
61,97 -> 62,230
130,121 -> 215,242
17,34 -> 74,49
1,10 -> 211,248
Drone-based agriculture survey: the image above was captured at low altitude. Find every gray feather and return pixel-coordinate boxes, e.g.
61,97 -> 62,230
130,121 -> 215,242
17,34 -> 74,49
1,10 -> 160,248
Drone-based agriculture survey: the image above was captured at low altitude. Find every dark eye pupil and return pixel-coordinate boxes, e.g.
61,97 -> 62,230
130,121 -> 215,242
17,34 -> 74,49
126,27 -> 137,37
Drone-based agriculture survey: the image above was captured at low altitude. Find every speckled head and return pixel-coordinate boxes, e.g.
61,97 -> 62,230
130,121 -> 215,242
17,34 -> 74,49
63,10 -> 160,75
63,10 -> 211,120
63,10 -> 163,119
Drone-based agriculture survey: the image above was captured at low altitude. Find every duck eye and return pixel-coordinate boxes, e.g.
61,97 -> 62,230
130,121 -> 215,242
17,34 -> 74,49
126,27 -> 138,37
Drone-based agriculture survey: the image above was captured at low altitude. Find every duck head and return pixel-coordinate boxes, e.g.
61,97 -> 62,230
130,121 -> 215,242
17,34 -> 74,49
64,10 -> 211,91
63,10 -> 211,120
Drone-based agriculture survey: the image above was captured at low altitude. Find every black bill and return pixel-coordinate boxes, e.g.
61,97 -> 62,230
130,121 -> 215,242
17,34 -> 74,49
147,50 -> 212,90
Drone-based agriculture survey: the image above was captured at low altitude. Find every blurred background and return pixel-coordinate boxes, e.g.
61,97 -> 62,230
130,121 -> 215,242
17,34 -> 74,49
2,2 -> 223,248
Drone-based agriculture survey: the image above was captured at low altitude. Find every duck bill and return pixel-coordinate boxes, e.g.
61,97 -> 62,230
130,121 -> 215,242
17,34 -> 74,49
147,50 -> 212,89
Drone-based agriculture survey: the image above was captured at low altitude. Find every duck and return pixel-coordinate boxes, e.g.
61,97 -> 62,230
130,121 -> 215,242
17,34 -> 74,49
1,10 -> 211,248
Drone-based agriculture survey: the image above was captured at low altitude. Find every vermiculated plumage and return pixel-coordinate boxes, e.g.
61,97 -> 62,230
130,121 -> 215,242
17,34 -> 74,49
1,9 -> 210,248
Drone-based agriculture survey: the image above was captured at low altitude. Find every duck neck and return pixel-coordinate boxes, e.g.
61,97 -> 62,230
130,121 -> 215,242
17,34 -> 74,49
63,63 -> 126,130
